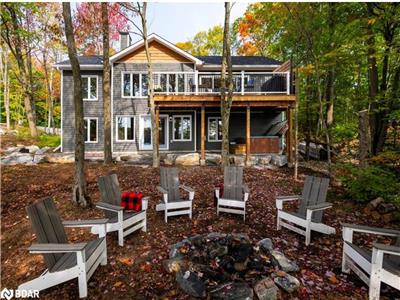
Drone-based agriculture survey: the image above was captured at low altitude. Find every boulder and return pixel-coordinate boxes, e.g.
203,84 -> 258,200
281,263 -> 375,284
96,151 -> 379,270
210,282 -> 253,300
258,238 -> 274,253
25,145 -> 40,153
377,203 -> 396,214
4,146 -> 23,155
175,153 -> 199,166
259,155 -> 272,165
164,153 -> 176,166
33,154 -> 46,164
368,197 -> 384,209
205,153 -> 222,165
44,153 -> 74,164
270,250 -> 298,272
270,155 -> 287,167
233,156 -> 245,167
1,153 -> 33,165
253,278 -> 279,300
176,269 -> 206,298
36,147 -> 51,155
273,273 -> 300,293
163,258 -> 188,273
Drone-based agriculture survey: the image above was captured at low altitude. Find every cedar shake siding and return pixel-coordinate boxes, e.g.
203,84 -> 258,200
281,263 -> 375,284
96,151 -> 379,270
62,70 -> 104,153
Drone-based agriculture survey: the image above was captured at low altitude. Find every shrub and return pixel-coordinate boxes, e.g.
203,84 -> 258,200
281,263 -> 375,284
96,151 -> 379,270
340,164 -> 400,205
38,134 -> 61,148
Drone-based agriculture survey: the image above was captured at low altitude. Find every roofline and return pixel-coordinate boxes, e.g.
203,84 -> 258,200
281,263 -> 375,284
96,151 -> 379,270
199,64 -> 281,70
54,64 -> 104,70
109,33 -> 203,65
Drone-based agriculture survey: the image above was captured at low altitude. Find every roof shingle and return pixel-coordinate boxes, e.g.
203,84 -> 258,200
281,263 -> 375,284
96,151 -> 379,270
196,56 -> 281,66
57,55 -> 103,66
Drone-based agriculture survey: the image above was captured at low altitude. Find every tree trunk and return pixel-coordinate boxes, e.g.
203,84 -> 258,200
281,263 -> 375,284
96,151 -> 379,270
62,2 -> 89,207
1,47 -> 11,129
140,3 -> 159,168
325,2 -> 336,127
358,109 -> 371,166
220,2 -> 233,168
305,75 -> 312,160
102,3 -> 112,164
48,67 -> 54,132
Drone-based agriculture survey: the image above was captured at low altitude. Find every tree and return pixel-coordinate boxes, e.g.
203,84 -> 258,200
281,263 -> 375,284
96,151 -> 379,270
1,3 -> 38,137
220,2 -> 233,167
102,3 -> 112,164
62,2 -> 89,207
0,43 -> 11,129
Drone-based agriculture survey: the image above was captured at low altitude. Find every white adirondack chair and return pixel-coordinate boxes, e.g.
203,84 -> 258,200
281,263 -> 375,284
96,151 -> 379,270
18,197 -> 108,298
276,176 -> 335,245
342,223 -> 400,300
93,174 -> 148,246
156,167 -> 194,223
215,166 -> 249,221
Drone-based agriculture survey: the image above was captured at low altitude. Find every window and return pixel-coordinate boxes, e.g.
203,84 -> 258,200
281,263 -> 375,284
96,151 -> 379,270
82,76 -> 97,100
208,117 -> 222,142
173,115 -> 192,141
84,118 -> 98,143
122,73 -> 145,97
116,116 -> 135,141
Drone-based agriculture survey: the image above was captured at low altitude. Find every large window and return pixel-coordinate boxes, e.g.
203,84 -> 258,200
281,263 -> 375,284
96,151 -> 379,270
84,118 -> 98,143
122,73 -> 147,97
82,76 -> 98,100
116,116 -> 135,141
173,115 -> 192,141
208,117 -> 222,142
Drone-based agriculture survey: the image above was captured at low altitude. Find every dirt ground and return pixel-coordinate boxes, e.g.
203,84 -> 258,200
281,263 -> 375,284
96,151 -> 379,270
1,163 -> 398,299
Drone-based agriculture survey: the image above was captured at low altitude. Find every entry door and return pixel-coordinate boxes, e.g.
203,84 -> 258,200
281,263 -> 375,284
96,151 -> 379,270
140,115 -> 168,150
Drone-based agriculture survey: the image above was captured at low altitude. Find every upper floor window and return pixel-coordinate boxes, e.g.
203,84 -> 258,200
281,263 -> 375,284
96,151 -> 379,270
122,72 -> 148,97
208,117 -> 222,142
116,116 -> 135,141
82,76 -> 98,100
84,118 -> 98,143
173,115 -> 192,141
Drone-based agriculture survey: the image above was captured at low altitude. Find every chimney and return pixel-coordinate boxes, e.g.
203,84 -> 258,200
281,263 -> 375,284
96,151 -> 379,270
119,32 -> 131,51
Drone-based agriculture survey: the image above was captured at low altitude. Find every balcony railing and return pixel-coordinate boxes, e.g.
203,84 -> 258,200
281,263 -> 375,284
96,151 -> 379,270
152,71 -> 291,95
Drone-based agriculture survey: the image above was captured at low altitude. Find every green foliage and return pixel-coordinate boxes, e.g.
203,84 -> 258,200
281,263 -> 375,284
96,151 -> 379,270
38,134 -> 60,148
331,123 -> 358,144
340,163 -> 400,205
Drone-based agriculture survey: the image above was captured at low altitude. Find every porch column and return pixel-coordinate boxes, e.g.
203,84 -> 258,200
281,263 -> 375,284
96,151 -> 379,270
155,105 -> 160,158
246,105 -> 251,165
200,105 -> 205,166
286,106 -> 293,165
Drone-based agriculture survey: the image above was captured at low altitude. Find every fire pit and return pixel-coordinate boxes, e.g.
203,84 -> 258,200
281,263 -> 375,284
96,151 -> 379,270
163,233 -> 300,299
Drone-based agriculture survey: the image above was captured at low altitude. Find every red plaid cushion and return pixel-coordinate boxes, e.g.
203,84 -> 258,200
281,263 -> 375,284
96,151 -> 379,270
121,192 -> 143,211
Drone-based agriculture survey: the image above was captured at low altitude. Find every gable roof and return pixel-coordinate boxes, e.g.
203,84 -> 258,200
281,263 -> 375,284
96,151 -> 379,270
110,33 -> 203,65
54,55 -> 103,70
197,56 -> 281,66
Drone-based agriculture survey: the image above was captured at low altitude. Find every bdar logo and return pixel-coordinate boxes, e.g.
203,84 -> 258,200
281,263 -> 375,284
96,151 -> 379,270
0,288 -> 13,300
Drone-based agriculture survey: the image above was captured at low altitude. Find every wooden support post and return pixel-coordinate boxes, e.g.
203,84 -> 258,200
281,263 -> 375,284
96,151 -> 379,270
287,107 -> 293,165
155,106 -> 160,158
246,105 -> 251,165
200,105 -> 205,166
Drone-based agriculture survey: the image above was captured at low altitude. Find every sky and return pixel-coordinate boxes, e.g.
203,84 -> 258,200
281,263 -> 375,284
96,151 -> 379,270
129,2 -> 251,44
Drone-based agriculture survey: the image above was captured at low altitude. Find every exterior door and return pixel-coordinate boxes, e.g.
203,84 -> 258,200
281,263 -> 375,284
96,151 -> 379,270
140,115 -> 168,150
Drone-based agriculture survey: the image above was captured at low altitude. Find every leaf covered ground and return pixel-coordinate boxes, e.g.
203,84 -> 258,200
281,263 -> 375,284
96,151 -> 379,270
1,163 -> 399,299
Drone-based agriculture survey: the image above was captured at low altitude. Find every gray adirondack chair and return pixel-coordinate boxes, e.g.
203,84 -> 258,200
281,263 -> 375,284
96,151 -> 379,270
215,166 -> 250,221
276,176 -> 335,245
93,174 -> 148,246
18,197 -> 108,298
342,223 -> 400,300
156,167 -> 194,223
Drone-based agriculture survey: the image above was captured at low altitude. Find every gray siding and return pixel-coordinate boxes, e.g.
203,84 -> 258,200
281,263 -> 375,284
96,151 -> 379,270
62,70 -> 104,152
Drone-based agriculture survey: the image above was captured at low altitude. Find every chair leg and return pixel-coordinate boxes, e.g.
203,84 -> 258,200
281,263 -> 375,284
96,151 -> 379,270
141,217 -> 147,232
369,274 -> 381,300
305,226 -> 311,246
165,209 -> 168,223
118,225 -> 124,247
276,216 -> 281,230
78,273 -> 88,298
341,252 -> 350,273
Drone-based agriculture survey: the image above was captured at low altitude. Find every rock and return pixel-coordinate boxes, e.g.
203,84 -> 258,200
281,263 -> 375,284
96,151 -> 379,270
44,153 -> 74,164
273,273 -> 300,293
233,156 -> 245,167
270,250 -> 298,272
1,153 -> 33,165
5,146 -> 23,155
232,244 -> 253,263
205,153 -> 221,165
259,238 -> 274,253
371,211 -> 381,220
382,213 -> 394,223
270,155 -> 287,167
207,232 -> 227,240
258,155 -> 272,165
163,258 -> 187,273
209,245 -> 228,258
377,203 -> 396,214
176,269 -> 206,298
36,147 -> 50,155
120,155 -> 135,161
369,197 -> 384,209
175,153 -> 199,166
234,258 -> 249,272
164,153 -> 176,165
33,154 -> 46,164
169,240 -> 190,259
210,282 -> 253,300
25,145 -> 40,153
19,147 -> 30,153
254,278 -> 279,300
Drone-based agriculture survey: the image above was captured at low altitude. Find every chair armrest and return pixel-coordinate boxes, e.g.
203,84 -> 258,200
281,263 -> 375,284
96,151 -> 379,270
215,187 -> 220,199
63,219 -> 109,227
28,243 -> 87,253
180,185 -> 194,193
373,243 -> 400,256
96,202 -> 123,212
307,202 -> 332,211
342,223 -> 400,237
242,184 -> 250,194
142,196 -> 150,211
275,195 -> 301,210
157,186 -> 168,194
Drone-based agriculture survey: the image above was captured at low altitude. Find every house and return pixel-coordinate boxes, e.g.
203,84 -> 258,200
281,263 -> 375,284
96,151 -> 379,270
55,33 -> 296,165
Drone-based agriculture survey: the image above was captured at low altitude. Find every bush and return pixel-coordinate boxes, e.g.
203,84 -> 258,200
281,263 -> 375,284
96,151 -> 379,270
38,134 -> 61,148
340,164 -> 400,205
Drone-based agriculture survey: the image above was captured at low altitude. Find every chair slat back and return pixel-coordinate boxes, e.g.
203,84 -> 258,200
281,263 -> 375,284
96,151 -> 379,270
26,197 -> 68,270
223,167 -> 244,200
298,176 -> 330,222
98,174 -> 121,219
160,167 -> 180,202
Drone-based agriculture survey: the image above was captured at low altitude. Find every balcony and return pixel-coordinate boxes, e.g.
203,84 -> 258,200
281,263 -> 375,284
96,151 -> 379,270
152,71 -> 292,96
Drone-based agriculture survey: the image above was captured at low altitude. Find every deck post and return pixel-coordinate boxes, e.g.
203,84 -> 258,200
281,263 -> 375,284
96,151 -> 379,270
287,106 -> 293,165
200,105 -> 205,166
194,70 -> 199,95
155,105 -> 160,158
241,70 -> 245,95
246,105 -> 251,166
